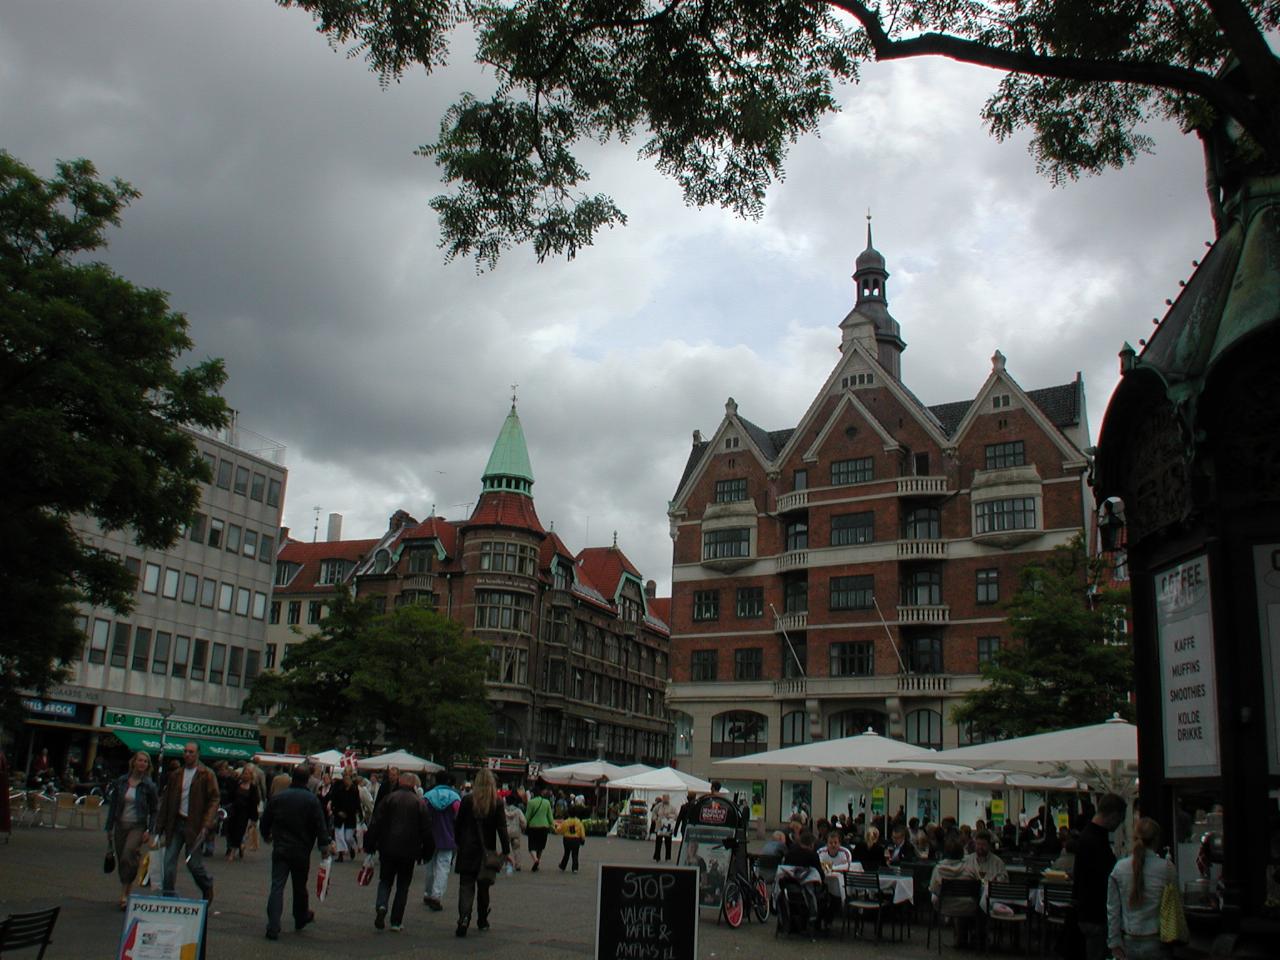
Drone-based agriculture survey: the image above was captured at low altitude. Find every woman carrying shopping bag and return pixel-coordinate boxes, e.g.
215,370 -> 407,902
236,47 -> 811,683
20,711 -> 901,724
453,768 -> 511,937
104,751 -> 159,909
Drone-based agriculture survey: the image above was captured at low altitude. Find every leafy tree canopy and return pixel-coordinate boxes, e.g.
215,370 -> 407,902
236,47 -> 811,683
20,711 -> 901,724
0,152 -> 229,726
283,0 -> 1280,266
951,535 -> 1134,739
243,593 -> 493,764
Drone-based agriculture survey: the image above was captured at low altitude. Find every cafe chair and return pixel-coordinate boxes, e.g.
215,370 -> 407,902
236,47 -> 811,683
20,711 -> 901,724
931,878 -> 982,954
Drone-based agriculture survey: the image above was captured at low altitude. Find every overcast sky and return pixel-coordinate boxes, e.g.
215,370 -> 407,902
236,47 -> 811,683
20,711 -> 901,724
2,2 -> 1212,594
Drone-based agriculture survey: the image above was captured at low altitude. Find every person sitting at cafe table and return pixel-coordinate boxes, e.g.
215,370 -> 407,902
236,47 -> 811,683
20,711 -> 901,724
887,823 -> 919,865
928,834 -> 969,903
852,825 -> 886,872
961,829 -> 1008,883
781,831 -> 834,930
819,831 -> 853,872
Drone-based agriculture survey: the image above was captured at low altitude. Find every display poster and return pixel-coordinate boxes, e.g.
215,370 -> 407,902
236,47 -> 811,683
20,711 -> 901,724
871,787 -> 885,814
1253,544 -> 1280,775
1155,554 -> 1221,777
118,895 -> 206,960
678,825 -> 734,910
990,798 -> 1006,828
595,864 -> 697,960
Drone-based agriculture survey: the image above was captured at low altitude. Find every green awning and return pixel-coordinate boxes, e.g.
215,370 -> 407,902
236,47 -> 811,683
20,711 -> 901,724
109,729 -> 256,762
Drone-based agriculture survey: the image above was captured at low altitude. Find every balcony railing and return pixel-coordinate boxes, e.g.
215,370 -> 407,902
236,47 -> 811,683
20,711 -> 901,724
773,677 -> 807,696
897,604 -> 950,624
404,574 -> 434,590
896,476 -> 949,496
776,550 -> 809,572
774,611 -> 808,633
897,674 -> 952,692
776,490 -> 809,512
897,539 -> 948,559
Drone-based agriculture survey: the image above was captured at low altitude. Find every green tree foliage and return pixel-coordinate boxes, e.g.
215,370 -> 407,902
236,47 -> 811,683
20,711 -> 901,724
244,592 -> 493,763
951,536 -> 1133,739
282,0 -> 1280,265
0,152 -> 229,725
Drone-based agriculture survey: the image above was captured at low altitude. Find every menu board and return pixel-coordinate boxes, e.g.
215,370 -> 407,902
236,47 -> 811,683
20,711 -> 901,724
1254,544 -> 1280,775
595,864 -> 697,960
1155,554 -> 1221,778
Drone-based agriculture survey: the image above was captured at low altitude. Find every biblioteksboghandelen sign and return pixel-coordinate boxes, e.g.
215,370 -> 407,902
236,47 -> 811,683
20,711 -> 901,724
1155,554 -> 1221,778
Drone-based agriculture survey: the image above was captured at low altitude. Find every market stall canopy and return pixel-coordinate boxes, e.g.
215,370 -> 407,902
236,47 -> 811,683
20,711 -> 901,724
606,767 -> 712,793
358,749 -> 443,774
539,760 -> 630,786
307,749 -> 345,769
919,716 -> 1138,792
613,763 -> 657,779
252,753 -> 309,767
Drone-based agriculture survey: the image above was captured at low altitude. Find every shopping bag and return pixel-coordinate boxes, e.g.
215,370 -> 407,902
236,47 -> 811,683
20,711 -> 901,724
103,845 -> 116,875
246,821 -> 259,852
135,850 -> 151,887
315,856 -> 333,902
1159,882 -> 1189,944
357,853 -> 376,887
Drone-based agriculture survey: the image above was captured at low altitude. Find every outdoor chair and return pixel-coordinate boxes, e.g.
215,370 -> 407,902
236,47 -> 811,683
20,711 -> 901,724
0,906 -> 60,959
930,877 -> 982,954
52,793 -> 76,829
986,880 -> 1032,953
842,870 -> 891,940
73,795 -> 104,829
1039,882 -> 1074,955
27,793 -> 55,828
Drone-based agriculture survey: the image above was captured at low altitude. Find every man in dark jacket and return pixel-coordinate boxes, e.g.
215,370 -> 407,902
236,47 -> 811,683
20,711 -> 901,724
367,771 -> 433,932
887,823 -> 919,864
260,764 -> 334,941
1072,793 -> 1126,960
156,742 -> 221,902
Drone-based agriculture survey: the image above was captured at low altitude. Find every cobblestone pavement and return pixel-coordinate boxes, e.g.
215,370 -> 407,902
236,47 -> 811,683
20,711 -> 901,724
1,823 -> 969,959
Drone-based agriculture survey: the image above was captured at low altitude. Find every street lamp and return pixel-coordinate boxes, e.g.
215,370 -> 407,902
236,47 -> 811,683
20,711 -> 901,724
158,702 -> 176,765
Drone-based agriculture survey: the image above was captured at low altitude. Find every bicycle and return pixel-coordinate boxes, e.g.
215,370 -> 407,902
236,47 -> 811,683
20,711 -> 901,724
719,841 -> 772,928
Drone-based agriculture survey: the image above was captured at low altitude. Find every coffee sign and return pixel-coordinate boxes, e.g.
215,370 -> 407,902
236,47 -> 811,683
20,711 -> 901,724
1156,554 -> 1221,777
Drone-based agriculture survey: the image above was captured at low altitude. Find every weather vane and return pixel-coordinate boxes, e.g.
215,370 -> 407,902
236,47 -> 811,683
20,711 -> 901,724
510,382 -> 519,407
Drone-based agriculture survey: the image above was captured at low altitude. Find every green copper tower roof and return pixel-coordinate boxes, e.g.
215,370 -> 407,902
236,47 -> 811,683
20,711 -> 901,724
481,402 -> 534,496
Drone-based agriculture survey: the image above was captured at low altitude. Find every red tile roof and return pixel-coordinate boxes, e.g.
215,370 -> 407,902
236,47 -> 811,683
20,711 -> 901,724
539,531 -> 576,571
575,545 -> 641,601
400,516 -> 460,556
277,537 -> 378,595
464,491 -> 545,534
647,597 -> 672,624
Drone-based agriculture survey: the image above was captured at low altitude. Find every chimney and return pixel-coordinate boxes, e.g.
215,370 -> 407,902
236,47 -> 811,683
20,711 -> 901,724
326,513 -> 343,541
645,579 -> 657,599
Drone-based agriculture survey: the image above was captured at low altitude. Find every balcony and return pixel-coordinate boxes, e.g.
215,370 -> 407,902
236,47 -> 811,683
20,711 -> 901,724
774,611 -> 808,633
897,539 -> 948,559
776,490 -> 809,513
773,677 -> 807,696
776,550 -> 809,572
897,476 -> 950,496
404,574 -> 434,591
897,674 -> 952,692
897,604 -> 950,624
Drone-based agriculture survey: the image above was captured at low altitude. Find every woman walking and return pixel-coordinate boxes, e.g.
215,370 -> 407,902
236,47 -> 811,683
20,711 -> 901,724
328,769 -> 361,861
1107,817 -> 1178,960
524,786 -> 554,872
104,751 -> 159,909
453,768 -> 511,937
504,794 -> 526,871
224,766 -> 261,860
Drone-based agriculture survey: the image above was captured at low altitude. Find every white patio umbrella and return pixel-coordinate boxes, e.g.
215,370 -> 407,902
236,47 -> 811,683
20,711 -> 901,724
358,749 -> 444,774
606,766 -> 712,793
252,752 -> 308,767
538,760 -> 629,786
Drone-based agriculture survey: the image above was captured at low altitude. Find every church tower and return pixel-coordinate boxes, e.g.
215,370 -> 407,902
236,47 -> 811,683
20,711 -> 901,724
838,220 -> 906,379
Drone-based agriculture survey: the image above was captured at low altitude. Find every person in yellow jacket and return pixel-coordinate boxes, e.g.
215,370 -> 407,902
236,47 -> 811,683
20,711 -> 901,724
557,810 -> 587,873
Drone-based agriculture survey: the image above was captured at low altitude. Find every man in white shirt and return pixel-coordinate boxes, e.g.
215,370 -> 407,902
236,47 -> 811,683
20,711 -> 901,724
819,831 -> 853,871
156,742 -> 220,901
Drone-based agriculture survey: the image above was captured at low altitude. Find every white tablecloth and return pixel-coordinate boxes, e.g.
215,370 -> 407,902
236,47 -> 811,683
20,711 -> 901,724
825,868 -> 915,905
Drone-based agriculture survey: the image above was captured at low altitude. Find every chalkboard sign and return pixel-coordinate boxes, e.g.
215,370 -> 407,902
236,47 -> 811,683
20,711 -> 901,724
595,864 -> 698,960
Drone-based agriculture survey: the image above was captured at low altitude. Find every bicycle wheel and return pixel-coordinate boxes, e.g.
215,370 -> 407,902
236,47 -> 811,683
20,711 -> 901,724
752,877 -> 770,922
722,880 -> 745,928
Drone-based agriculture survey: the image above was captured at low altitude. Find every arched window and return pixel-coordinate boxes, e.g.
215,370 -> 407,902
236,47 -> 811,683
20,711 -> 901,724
827,708 -> 886,740
372,549 -> 391,574
711,710 -> 768,757
780,710 -> 810,747
906,708 -> 943,750
672,711 -> 694,757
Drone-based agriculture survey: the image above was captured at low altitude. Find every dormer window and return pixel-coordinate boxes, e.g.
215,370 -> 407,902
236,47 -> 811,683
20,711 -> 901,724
274,561 -> 299,587
372,549 -> 391,574
318,559 -> 349,585
407,547 -> 434,574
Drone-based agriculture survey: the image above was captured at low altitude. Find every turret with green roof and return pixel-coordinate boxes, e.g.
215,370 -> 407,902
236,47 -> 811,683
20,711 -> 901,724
481,401 -> 534,497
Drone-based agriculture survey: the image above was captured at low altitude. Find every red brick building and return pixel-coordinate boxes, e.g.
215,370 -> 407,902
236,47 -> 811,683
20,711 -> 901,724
666,230 -> 1092,823
270,403 -> 672,771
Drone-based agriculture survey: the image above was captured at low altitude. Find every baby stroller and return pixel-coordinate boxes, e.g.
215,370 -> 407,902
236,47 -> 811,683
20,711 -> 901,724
773,865 -> 826,938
